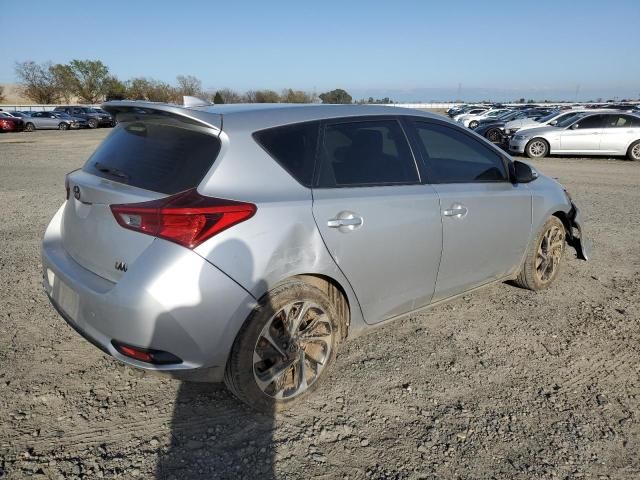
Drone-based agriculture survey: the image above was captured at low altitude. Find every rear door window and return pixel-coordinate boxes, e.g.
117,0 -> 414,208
317,119 -> 419,187
83,122 -> 221,194
411,121 -> 508,183
253,121 -> 319,187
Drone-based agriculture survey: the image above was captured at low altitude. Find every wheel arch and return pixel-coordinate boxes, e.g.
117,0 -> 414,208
290,273 -> 351,339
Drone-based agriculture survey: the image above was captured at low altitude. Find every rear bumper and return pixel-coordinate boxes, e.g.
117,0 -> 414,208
41,205 -> 256,381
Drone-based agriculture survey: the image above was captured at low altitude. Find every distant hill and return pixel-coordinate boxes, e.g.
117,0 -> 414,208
0,83 -> 32,104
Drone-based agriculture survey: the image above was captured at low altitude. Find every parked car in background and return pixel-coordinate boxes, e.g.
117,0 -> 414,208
23,111 -> 80,131
53,106 -> 115,128
458,108 -> 512,128
42,102 -> 589,411
0,112 -> 25,132
53,112 -> 89,129
474,109 -> 553,143
509,112 -> 640,160
503,109 -> 612,136
452,107 -> 489,122
6,111 -> 32,120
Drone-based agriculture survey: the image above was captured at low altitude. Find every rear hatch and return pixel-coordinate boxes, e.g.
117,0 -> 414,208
61,106 -> 222,283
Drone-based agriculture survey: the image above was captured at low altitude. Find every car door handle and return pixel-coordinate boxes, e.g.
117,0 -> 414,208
443,205 -> 468,218
327,217 -> 363,228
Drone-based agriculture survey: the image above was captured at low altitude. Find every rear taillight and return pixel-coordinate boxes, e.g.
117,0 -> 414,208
110,188 -> 256,249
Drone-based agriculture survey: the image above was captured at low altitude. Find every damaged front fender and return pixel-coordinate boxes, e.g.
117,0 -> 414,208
567,203 -> 592,261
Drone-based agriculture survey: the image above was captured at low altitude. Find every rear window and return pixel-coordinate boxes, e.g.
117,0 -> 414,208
253,122 -> 319,187
83,122 -> 220,194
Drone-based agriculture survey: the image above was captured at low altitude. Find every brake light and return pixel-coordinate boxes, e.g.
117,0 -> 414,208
110,188 -> 256,249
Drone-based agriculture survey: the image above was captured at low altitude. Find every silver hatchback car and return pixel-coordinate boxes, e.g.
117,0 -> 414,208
42,102 -> 590,411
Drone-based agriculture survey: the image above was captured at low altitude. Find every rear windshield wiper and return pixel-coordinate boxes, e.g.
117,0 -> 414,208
94,162 -> 129,182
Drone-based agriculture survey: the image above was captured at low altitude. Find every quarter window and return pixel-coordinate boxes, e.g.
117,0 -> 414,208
602,115 -> 633,128
253,122 -> 319,187
412,122 -> 508,183
317,119 -> 418,187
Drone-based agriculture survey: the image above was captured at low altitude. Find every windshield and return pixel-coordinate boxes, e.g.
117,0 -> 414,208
555,112 -> 585,128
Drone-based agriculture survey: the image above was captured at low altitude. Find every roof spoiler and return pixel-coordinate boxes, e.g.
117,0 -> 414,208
101,100 -> 221,131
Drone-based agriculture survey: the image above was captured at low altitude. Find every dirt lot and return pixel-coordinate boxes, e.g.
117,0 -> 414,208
0,129 -> 639,479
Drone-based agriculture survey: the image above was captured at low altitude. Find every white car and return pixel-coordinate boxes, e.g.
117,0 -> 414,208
458,109 -> 511,128
505,109 -> 617,135
452,108 -> 489,123
509,112 -> 640,160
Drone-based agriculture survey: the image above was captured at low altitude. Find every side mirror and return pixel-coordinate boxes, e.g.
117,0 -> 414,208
549,120 -> 557,125
513,160 -> 537,183
570,123 -> 580,130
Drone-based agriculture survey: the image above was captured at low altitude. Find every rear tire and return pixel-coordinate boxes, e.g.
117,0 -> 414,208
515,216 -> 566,291
225,280 -> 343,412
24,123 -> 35,132
627,140 -> 640,161
525,138 -> 549,159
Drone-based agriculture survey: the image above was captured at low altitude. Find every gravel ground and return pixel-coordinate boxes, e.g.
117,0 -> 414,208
0,129 -> 638,480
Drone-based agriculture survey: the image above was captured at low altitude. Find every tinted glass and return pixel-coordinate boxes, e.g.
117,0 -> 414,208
413,122 -> 507,183
602,115 -> 633,128
253,122 -> 319,187
83,122 -> 220,194
572,115 -> 603,129
556,112 -> 585,128
318,119 -> 418,187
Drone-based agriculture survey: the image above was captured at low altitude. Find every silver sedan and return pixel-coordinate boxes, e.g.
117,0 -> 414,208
23,111 -> 81,131
42,102 -> 590,411
510,112 -> 640,160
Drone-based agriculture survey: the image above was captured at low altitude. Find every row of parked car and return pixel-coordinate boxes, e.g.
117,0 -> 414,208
447,103 -> 640,160
0,106 -> 115,133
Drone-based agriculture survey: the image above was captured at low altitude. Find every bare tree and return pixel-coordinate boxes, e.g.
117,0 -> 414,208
216,88 -> 244,103
0,85 -> 5,103
14,61 -> 62,104
176,75 -> 203,98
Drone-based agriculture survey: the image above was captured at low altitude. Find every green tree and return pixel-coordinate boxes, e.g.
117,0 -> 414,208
213,91 -> 224,104
104,76 -> 127,101
281,88 -> 315,103
64,59 -> 111,103
125,77 -> 177,102
14,61 -> 61,104
50,64 -> 77,103
319,88 -> 352,104
254,89 -> 280,103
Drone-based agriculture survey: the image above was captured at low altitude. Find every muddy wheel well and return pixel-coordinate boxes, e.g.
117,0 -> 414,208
552,211 -> 572,237
293,274 -> 350,339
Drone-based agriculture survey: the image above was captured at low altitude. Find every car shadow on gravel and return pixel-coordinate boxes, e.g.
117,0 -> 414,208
154,240 -> 277,480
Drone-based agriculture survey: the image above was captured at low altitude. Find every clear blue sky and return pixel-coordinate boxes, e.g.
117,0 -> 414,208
1,0 -> 639,101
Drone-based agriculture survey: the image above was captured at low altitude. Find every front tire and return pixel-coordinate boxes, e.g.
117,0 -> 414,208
225,280 -> 343,412
58,122 -> 69,131
24,122 -> 35,132
515,216 -> 566,291
469,120 -> 479,129
486,128 -> 503,144
87,118 -> 98,129
525,138 -> 549,159
627,140 -> 640,161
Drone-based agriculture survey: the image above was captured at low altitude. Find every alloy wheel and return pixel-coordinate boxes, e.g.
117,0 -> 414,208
535,224 -> 564,282
632,143 -> 640,160
253,300 -> 333,400
529,140 -> 547,157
